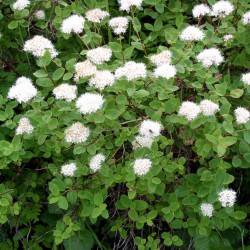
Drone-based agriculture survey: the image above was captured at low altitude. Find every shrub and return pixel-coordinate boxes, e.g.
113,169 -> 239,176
0,0 -> 249,249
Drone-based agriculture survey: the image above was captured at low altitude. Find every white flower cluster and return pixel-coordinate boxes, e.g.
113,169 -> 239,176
86,8 -> 109,23
61,163 -> 77,177
89,71 -> 115,90
87,47 -> 112,65
109,17 -> 129,35
150,50 -> 172,66
180,26 -> 205,42
74,60 -> 97,81
61,15 -> 85,34
76,93 -> 104,115
178,101 -> 201,121
242,11 -> 250,25
35,10 -> 45,20
115,61 -> 147,80
241,72 -> 250,86
13,0 -> 30,11
133,158 -> 152,176
199,100 -> 220,116
211,1 -> 234,18
234,107 -> 250,125
119,0 -> 143,12
192,4 -> 211,18
153,64 -> 176,79
16,117 -> 33,135
132,135 -> 154,149
200,203 -> 214,217
53,83 -> 77,102
8,77 -> 37,103
196,48 -> 224,68
223,34 -> 233,42
218,189 -> 236,207
89,153 -> 106,172
65,122 -> 90,144
23,35 -> 58,58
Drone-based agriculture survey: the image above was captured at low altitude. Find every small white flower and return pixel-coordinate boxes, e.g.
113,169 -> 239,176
85,8 -> 109,23
13,0 -> 30,11
150,50 -> 172,66
8,77 -> 37,103
74,60 -> 97,81
119,0 -> 143,12
53,83 -> 77,102
223,34 -> 233,42
115,61 -> 147,81
61,15 -> 85,34
76,93 -> 104,115
218,188 -> 236,207
16,117 -> 33,135
23,35 -> 58,58
61,163 -> 77,177
153,64 -> 176,79
34,10 -> 45,20
89,153 -> 106,172
133,158 -> 152,176
132,135 -> 154,149
192,4 -> 211,18
241,72 -> 250,86
211,1 -> 234,18
178,101 -> 201,121
86,47 -> 112,65
180,26 -> 205,41
139,119 -> 162,138
109,17 -> 129,35
89,71 -> 115,90
200,203 -> 214,217
242,11 -> 250,25
196,48 -> 224,68
199,100 -> 220,116
234,107 -> 250,124
65,122 -> 90,144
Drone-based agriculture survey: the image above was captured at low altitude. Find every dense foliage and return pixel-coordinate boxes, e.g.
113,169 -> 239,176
0,0 -> 250,249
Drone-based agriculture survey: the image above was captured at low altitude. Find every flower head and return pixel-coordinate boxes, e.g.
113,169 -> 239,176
223,34 -> 233,42
23,35 -> 58,58
234,107 -> 250,124
192,4 -> 211,18
133,158 -> 152,176
76,93 -> 104,114
53,83 -> 77,102
241,72 -> 250,86
153,64 -> 176,79
74,60 -> 97,81
109,17 -> 129,35
65,122 -> 90,144
35,10 -> 45,20
139,119 -> 162,138
115,61 -> 147,81
218,189 -> 236,207
180,26 -> 205,41
119,0 -> 143,12
86,47 -> 112,65
85,8 -> 109,23
178,101 -> 201,121
200,203 -> 214,217
89,153 -> 106,172
13,0 -> 30,11
132,135 -> 154,149
150,50 -> 172,66
8,77 -> 37,103
199,100 -> 220,116
211,1 -> 234,18
196,48 -> 224,68
61,15 -> 85,34
16,117 -> 33,135
242,11 -> 250,25
61,163 -> 77,177
89,71 -> 115,90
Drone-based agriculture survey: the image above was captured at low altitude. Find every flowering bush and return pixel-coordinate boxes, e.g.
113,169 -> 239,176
0,0 -> 250,249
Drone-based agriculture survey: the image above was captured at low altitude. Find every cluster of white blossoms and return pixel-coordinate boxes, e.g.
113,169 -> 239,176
13,0 -> 30,11
199,100 -> 220,116
133,158 -> 152,176
61,15 -> 85,34
65,122 -> 90,144
180,26 -> 205,42
178,101 -> 201,121
192,4 -> 211,18
16,117 -> 33,135
234,107 -> 250,125
86,8 -> 109,23
119,0 -> 143,12
61,163 -> 77,177
223,34 -> 233,42
241,72 -> 250,86
76,93 -> 104,115
200,203 -> 214,217
89,153 -> 106,172
89,71 -> 115,90
150,50 -> 172,66
218,189 -> 236,207
115,61 -> 147,80
8,77 -> 37,103
153,64 -> 176,79
196,48 -> 224,68
74,60 -> 97,81
109,17 -> 129,35
34,10 -> 45,20
242,11 -> 250,25
86,47 -> 112,65
23,35 -> 58,58
211,1 -> 234,18
53,84 -> 77,102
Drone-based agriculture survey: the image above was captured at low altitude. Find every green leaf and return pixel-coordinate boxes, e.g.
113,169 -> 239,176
230,89 -> 244,98
36,78 -> 53,88
58,196 -> 68,210
52,68 -> 65,81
